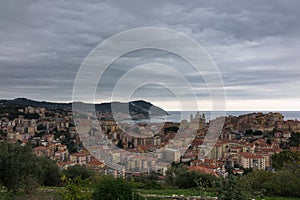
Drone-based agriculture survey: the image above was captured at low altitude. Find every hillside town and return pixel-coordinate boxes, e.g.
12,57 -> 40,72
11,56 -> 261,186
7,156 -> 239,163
1,105 -> 300,178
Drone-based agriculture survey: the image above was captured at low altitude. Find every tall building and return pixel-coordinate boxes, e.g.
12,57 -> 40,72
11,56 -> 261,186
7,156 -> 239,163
189,112 -> 205,131
238,152 -> 265,170
163,148 -> 181,163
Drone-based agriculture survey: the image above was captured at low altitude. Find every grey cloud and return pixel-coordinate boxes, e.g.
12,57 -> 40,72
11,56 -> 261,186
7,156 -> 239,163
0,0 -> 300,109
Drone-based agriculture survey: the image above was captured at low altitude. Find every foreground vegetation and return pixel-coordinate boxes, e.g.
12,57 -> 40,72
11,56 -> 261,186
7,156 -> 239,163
1,142 -> 300,200
265,197 -> 300,200
2,187 -> 300,200
135,188 -> 212,196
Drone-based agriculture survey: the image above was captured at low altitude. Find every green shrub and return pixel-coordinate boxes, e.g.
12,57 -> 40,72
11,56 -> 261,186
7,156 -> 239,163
60,176 -> 92,200
93,176 -> 144,200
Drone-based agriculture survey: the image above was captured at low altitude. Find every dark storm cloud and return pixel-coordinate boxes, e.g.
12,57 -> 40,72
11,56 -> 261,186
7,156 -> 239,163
0,0 -> 300,108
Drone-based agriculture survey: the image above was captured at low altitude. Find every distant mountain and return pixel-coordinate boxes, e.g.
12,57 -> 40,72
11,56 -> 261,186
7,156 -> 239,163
0,98 -> 71,110
0,98 -> 168,118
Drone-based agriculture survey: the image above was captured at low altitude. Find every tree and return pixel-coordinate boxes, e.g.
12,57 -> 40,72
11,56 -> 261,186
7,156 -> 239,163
174,170 -> 202,188
166,164 -> 217,189
39,156 -> 62,186
0,142 -> 62,193
262,168 -> 300,197
164,126 -> 179,133
215,175 -> 257,200
60,176 -> 92,200
165,164 -> 187,186
0,142 -> 44,192
253,130 -> 263,135
63,165 -> 94,180
67,141 -> 78,153
117,139 -> 123,149
24,112 -> 40,119
245,129 -> 253,135
93,176 -> 143,200
242,167 -> 253,175
238,167 -> 300,198
271,151 -> 300,170
289,132 -> 300,147
133,174 -> 162,189
239,170 -> 269,197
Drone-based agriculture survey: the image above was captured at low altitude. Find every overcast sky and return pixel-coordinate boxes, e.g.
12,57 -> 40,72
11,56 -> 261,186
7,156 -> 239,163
1,0 -> 300,111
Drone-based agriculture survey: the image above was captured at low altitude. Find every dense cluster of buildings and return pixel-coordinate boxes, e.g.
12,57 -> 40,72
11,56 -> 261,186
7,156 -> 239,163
1,105 -> 300,177
180,112 -> 299,176
0,106 -> 104,172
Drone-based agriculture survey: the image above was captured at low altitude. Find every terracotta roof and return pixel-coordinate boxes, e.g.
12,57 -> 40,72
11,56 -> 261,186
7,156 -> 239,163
231,146 -> 242,149
190,160 -> 202,164
239,152 -> 263,159
192,139 -> 203,146
56,161 -> 75,167
188,165 -> 218,176
33,146 -> 48,151
87,157 -> 104,166
245,143 -> 255,147
55,150 -> 67,154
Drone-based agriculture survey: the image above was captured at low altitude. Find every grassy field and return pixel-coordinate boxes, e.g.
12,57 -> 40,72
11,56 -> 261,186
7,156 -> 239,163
135,188 -> 214,196
1,189 -> 62,200
265,197 -> 300,200
2,187 -> 300,200
135,189 -> 300,200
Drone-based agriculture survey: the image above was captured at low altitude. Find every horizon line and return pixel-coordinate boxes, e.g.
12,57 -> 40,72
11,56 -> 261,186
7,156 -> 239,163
2,97 -> 300,112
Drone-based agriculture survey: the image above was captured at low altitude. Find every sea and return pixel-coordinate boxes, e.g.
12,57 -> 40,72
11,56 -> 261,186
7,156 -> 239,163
141,111 -> 300,123
166,111 -> 300,122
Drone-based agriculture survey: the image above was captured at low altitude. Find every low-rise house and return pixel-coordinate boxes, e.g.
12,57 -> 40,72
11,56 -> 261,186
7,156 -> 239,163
188,164 -> 218,177
56,161 -> 76,170
86,157 -> 105,173
33,146 -> 54,158
54,149 -> 69,162
70,152 -> 91,165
